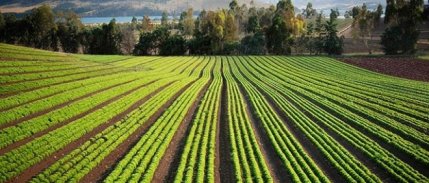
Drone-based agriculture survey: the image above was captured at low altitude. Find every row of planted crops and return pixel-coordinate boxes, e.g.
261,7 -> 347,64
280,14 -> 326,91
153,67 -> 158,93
0,43 -> 428,182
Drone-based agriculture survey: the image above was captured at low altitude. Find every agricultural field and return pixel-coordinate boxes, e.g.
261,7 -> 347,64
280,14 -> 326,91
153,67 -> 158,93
0,43 -> 428,183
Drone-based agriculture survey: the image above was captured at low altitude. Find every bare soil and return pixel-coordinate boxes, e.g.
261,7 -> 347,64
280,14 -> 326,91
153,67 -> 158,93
218,61 -> 235,183
339,57 -> 429,82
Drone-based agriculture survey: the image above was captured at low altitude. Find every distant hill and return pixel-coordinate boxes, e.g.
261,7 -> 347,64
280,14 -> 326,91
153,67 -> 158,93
0,0 -> 389,17
0,0 -> 267,16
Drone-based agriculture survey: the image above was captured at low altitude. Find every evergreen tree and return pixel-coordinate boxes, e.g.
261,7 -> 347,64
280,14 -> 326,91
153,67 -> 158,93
161,11 -> 169,27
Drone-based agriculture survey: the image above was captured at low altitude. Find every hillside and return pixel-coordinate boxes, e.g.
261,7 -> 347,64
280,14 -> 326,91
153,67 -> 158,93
0,43 -> 428,182
0,0 -> 387,16
0,0 -> 261,16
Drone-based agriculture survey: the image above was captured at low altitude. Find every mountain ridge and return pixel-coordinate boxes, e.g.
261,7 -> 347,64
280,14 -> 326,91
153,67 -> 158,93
0,0 -> 387,16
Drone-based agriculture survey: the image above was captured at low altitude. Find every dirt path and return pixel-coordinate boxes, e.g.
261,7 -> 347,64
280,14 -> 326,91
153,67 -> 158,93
0,79 -> 138,131
339,57 -> 429,82
0,79 -> 159,156
218,62 -> 235,183
6,81 -> 176,183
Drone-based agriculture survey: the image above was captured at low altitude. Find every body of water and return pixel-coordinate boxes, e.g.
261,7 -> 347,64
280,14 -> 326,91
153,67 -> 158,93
81,16 -> 168,24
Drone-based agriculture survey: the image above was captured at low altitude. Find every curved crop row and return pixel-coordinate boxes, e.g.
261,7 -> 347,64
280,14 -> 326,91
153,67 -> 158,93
173,57 -> 221,183
103,59 -> 213,183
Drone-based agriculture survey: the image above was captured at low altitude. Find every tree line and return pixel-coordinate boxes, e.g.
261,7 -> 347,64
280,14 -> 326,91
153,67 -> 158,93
0,0 -> 425,56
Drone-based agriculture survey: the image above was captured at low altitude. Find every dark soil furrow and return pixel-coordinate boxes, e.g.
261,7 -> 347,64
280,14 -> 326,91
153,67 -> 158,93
218,60 -> 235,183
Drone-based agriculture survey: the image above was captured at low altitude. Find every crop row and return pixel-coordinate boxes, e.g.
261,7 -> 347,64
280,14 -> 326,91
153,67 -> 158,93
222,57 -> 273,183
0,77 -> 178,182
103,60 -> 213,183
234,56 -> 381,182
228,56 -> 331,183
262,56 -> 429,166
30,58 -> 211,182
242,56 -> 428,182
0,75 -> 165,149
173,57 -> 221,183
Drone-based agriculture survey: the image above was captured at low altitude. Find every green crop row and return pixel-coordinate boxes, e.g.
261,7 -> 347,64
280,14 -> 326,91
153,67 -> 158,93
104,60 -> 213,183
0,75 -> 167,149
238,56 -> 381,182
222,57 -> 273,183
229,56 -> 330,183
0,77 -> 180,182
173,57 -> 221,183
243,56 -> 428,182
262,56 -> 429,166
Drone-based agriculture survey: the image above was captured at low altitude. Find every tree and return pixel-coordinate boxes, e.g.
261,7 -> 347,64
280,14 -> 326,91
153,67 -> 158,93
87,19 -> 122,54
26,5 -> 57,49
241,31 -> 266,54
224,12 -> 238,42
0,11 -> 5,41
303,2 -> 317,19
159,34 -> 187,55
120,26 -> 137,54
229,0 -> 239,12
381,0 -> 424,54
134,26 -> 170,55
352,6 -> 361,19
142,15 -> 153,32
161,11 -> 169,27
352,4 -> 376,54
314,13 -> 325,54
375,4 -> 383,24
134,32 -> 155,55
246,15 -> 260,33
56,11 -> 83,53
131,16 -> 138,30
385,0 -> 397,24
266,15 -> 292,55
183,8 -> 195,36
323,9 -> 343,55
